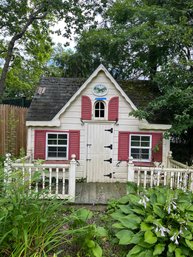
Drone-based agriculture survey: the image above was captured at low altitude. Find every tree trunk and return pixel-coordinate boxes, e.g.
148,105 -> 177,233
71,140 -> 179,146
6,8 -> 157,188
0,38 -> 16,95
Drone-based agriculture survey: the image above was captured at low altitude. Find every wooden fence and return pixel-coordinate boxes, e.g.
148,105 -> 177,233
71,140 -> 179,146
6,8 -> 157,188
128,157 -> 193,192
4,153 -> 77,201
0,104 -> 28,157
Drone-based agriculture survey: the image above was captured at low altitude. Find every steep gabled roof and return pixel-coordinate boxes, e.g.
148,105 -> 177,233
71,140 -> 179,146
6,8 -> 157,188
26,64 -> 160,122
26,77 -> 158,122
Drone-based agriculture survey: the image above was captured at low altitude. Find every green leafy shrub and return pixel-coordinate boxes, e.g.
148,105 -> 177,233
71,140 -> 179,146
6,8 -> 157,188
0,165 -> 107,257
110,183 -> 193,257
0,167 -> 69,257
64,208 -> 107,257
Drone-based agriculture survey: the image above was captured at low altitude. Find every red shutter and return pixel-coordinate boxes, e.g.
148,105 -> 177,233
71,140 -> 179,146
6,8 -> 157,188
118,132 -> 129,161
34,130 -> 46,159
69,130 -> 80,160
81,96 -> 92,120
152,133 -> 163,162
108,96 -> 119,121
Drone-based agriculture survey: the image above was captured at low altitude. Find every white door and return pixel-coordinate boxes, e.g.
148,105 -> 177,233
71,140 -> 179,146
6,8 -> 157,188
86,123 -> 114,182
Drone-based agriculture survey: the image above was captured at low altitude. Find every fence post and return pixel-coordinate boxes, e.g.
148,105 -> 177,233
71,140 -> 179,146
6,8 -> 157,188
167,151 -> 173,168
68,154 -> 76,202
4,153 -> 12,185
128,156 -> 135,182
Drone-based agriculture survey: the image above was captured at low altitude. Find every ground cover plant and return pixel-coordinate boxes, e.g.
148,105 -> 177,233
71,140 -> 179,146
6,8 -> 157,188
109,183 -> 193,257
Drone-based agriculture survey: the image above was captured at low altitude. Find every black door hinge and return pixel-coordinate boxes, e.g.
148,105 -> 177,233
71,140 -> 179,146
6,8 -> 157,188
104,172 -> 115,178
104,158 -> 112,163
104,144 -> 113,150
105,128 -> 113,133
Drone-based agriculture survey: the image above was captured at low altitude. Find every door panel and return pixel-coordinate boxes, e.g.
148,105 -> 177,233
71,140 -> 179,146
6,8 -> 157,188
86,123 -> 114,182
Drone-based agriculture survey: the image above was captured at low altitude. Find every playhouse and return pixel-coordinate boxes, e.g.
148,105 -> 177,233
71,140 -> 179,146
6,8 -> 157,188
26,64 -> 171,183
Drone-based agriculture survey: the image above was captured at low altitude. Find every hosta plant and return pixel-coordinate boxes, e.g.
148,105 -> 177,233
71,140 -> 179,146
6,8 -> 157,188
109,183 -> 193,257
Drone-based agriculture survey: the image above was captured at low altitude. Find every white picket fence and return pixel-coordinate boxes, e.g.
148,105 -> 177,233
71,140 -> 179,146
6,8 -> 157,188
4,152 -> 193,201
4,154 -> 77,201
128,156 -> 193,192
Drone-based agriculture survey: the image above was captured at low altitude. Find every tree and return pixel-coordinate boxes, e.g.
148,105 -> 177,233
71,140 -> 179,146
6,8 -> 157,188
75,0 -> 193,79
0,0 -> 102,97
45,43 -> 102,78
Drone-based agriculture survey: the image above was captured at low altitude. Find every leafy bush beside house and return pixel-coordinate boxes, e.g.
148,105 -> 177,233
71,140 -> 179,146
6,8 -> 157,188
109,183 -> 193,257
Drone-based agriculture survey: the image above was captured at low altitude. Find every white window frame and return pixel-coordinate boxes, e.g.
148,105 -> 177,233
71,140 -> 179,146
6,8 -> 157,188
94,100 -> 106,119
129,134 -> 152,162
46,132 -> 69,160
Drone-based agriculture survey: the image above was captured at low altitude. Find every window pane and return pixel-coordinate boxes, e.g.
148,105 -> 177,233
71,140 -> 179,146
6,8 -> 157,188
48,146 -> 57,157
141,136 -> 150,141
131,136 -> 140,141
48,134 -> 57,145
131,136 -> 140,147
131,141 -> 140,146
99,102 -> 104,109
141,149 -> 149,154
48,139 -> 57,145
141,136 -> 150,147
48,146 -> 57,152
48,152 -> 57,157
95,102 -> 100,109
95,110 -> 99,117
48,134 -> 57,139
58,134 -> 67,140
58,151 -> 67,157
58,139 -> 67,145
131,149 -> 140,159
100,110 -> 105,117
141,154 -> 149,159
141,142 -> 150,147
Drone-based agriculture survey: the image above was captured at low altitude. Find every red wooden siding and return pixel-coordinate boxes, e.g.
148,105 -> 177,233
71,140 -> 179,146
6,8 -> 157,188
81,96 -> 92,120
34,130 -> 46,159
152,133 -> 163,162
69,130 -> 80,160
108,96 -> 119,121
118,132 -> 129,161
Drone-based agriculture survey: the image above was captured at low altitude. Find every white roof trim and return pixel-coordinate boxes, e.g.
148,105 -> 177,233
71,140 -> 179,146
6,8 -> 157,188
53,64 -> 138,121
26,120 -> 60,127
139,121 -> 171,131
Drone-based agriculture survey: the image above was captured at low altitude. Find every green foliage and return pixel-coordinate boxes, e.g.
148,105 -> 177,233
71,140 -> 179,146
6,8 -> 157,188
0,167 -> 68,256
0,165 -> 107,256
132,62 -> 193,134
75,0 -> 193,80
64,208 -> 107,257
109,182 -> 193,256
0,0 -> 103,97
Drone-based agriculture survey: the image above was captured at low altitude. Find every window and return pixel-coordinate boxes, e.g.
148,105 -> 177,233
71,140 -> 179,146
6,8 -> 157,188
94,101 -> 105,118
46,133 -> 68,159
130,134 -> 151,161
